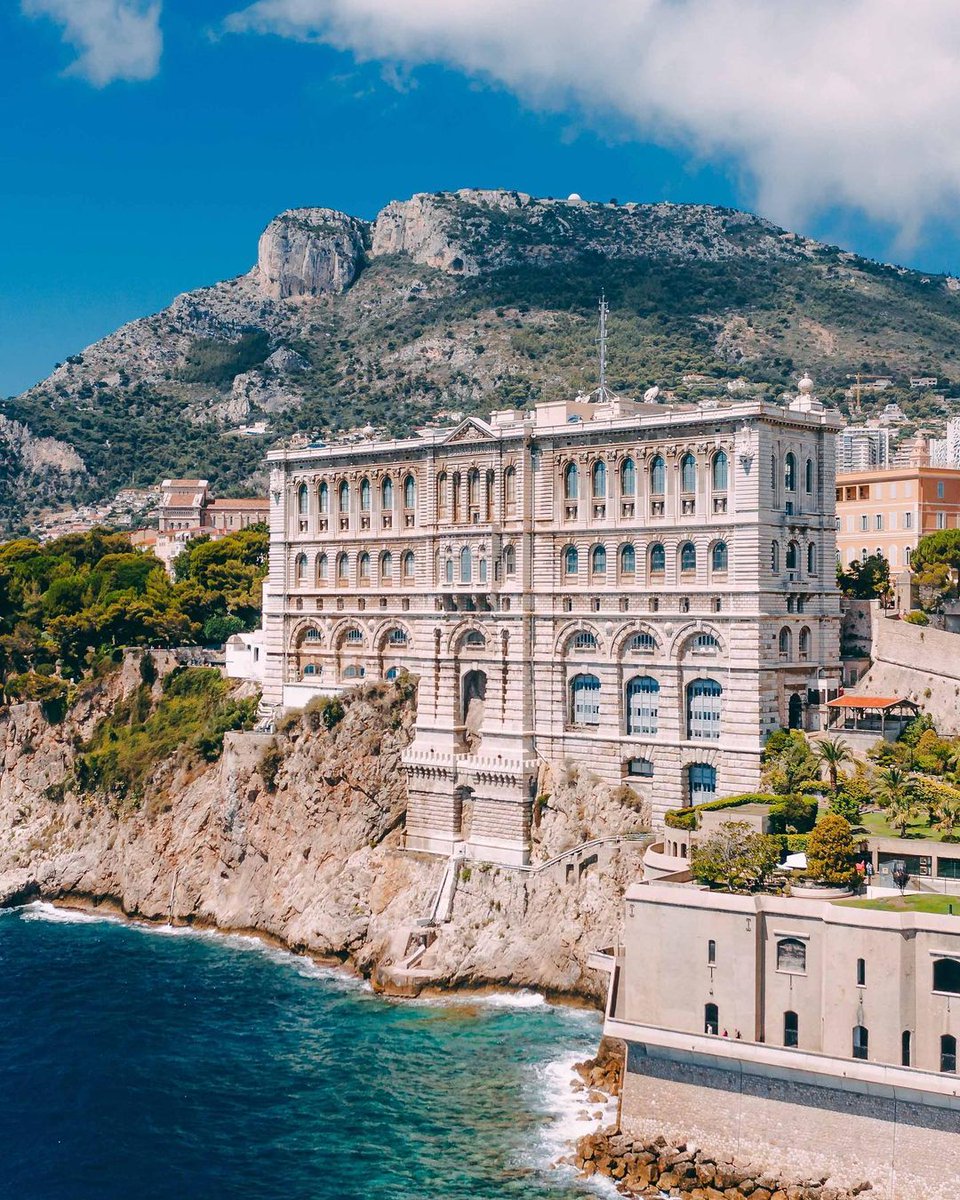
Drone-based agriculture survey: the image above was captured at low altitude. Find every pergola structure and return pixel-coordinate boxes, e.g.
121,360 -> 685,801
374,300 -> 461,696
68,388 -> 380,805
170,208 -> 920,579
825,695 -> 920,736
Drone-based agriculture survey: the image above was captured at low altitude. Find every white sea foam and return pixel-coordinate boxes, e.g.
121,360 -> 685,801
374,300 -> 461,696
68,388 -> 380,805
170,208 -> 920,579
525,1047 -> 620,1195
17,901 -> 123,926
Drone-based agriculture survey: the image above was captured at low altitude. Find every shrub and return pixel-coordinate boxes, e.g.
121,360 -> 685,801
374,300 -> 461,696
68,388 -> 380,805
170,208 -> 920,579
768,795 -> 819,834
690,822 -> 782,892
303,695 -> 345,732
903,610 -> 929,625
806,813 -> 859,886
258,744 -> 283,792
664,792 -> 778,830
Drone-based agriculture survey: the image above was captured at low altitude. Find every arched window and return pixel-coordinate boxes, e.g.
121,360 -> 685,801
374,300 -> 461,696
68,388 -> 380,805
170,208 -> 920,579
570,630 -> 598,652
479,557 -> 487,582
592,460 -> 606,498
943,1036 -> 957,1074
771,540 -> 780,572
564,545 -> 579,575
777,938 -> 807,974
297,484 -> 308,516
318,481 -> 329,513
680,542 -> 697,573
316,553 -> 328,583
628,632 -> 656,653
681,452 -> 697,492
380,551 -> 393,582
462,630 -> 486,649
771,454 -> 777,489
798,626 -> 811,659
650,455 -> 666,496
504,465 -> 517,508
360,478 -> 371,511
902,1030 -> 912,1067
692,633 -> 720,653
591,545 -> 606,575
437,472 -> 449,516
570,673 -> 601,727
786,541 -> 799,571
707,940 -> 716,964
295,553 -> 307,583
402,550 -> 415,581
784,1011 -> 799,1048
807,542 -> 817,574
712,450 -> 728,491
688,763 -> 716,800
445,557 -> 454,584
852,1025 -> 869,1060
805,458 -> 814,493
627,757 -> 654,778
381,477 -> 394,510
620,544 -> 636,575
711,542 -> 728,572
386,627 -> 408,647
649,543 -> 666,573
403,474 -> 416,509
504,544 -> 517,575
338,480 -> 350,514
564,462 -> 579,501
687,679 -> 722,739
784,452 -> 796,491
460,546 -> 472,583
779,627 -> 793,658
626,675 -> 660,735
621,457 -> 636,495
465,468 -> 477,506
358,551 -> 370,582
933,959 -> 960,994
336,552 -> 348,582
704,1003 -> 719,1035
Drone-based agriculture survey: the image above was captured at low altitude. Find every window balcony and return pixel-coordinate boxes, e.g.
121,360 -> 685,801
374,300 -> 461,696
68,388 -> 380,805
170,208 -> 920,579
681,497 -> 696,516
564,502 -> 579,520
382,513 -> 393,529
650,499 -> 665,518
621,500 -> 635,517
713,496 -> 727,514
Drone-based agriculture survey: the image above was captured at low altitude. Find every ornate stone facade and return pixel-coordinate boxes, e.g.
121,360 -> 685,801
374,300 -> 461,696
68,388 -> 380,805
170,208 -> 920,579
261,384 -> 841,864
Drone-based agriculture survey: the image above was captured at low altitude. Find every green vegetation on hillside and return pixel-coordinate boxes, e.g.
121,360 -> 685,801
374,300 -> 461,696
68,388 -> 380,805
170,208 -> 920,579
837,893 -> 960,915
0,526 -> 267,705
74,665 -> 257,809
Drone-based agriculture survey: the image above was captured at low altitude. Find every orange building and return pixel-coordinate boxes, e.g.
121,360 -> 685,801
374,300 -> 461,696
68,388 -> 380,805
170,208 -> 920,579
836,450 -> 960,573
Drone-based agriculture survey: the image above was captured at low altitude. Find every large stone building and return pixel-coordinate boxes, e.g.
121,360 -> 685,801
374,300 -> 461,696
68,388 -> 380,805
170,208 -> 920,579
599,883 -> 960,1199
260,379 -> 841,864
155,478 -> 269,571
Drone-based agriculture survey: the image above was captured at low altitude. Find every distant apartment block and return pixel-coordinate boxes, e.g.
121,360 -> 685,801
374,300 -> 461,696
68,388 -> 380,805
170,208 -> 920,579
836,445 -> 960,571
835,425 -> 890,473
156,478 -> 268,570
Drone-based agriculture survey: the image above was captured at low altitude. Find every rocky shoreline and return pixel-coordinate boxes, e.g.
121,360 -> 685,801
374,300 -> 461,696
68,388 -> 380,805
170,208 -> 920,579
573,1131 -> 873,1200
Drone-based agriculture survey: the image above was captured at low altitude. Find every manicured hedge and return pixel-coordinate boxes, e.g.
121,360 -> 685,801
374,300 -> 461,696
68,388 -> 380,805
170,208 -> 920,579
664,792 -> 778,830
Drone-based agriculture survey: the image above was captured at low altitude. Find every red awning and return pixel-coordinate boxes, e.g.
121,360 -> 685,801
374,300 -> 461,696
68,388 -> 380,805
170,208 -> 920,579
826,696 -> 907,710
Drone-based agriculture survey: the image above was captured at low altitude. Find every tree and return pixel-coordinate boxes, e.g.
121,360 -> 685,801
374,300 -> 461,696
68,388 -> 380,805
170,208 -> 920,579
762,730 -> 820,797
806,813 -> 859,886
837,553 -> 890,600
690,822 -> 782,892
877,765 -> 916,836
815,736 -> 852,794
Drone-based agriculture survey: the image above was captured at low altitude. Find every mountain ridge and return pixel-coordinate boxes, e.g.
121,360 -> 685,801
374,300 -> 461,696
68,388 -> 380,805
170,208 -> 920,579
4,188 -> 960,529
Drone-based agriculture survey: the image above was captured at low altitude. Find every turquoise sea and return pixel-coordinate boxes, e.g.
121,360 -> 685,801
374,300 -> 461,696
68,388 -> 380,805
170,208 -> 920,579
0,902 -> 611,1200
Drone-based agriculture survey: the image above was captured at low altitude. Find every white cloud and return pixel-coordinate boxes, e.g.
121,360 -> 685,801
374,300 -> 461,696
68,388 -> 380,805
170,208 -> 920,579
223,0 -> 960,242
23,0 -> 162,86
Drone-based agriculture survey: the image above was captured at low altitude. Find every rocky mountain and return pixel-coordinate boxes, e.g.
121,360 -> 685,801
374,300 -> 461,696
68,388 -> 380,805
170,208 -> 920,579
6,187 -> 960,528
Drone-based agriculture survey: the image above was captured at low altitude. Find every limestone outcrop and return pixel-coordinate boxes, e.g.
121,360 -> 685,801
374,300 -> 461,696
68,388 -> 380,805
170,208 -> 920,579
256,208 -> 369,300
0,660 -> 647,1002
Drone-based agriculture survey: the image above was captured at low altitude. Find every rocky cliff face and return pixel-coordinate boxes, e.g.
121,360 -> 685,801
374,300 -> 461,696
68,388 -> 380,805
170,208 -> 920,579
0,662 -> 646,1001
256,208 -> 369,300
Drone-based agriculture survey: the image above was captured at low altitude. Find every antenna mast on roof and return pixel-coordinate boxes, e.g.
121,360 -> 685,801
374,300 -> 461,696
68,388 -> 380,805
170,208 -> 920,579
595,292 -> 613,401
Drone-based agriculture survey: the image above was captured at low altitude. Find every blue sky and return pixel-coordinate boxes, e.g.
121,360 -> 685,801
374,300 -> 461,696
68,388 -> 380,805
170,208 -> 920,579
4,0 -> 960,398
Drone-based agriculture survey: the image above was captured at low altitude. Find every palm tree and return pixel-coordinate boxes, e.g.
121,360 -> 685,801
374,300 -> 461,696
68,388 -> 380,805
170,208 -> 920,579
815,737 -> 852,794
877,766 -> 916,837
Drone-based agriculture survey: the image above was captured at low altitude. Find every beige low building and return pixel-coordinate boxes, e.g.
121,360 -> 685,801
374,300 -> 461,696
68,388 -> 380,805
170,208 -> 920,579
598,883 -> 960,1199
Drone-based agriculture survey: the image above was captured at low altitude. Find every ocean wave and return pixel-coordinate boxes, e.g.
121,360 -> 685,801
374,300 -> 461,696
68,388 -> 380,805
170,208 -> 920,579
17,901 -> 124,926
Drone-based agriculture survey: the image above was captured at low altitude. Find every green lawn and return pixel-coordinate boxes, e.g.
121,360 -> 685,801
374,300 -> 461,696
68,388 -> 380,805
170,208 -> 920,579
856,810 -> 951,843
836,893 -> 960,915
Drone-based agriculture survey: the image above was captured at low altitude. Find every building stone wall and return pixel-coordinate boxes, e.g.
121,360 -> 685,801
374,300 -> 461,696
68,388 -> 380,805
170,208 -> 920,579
259,385 -> 841,864
619,1041 -> 960,1200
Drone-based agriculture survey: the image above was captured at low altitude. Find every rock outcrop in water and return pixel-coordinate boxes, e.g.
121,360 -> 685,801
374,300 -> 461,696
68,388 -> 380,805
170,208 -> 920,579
0,657 -> 647,1001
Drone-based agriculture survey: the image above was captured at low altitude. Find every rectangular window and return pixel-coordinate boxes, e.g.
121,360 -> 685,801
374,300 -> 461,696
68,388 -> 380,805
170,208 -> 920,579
857,958 -> 866,987
904,511 -> 913,529
938,512 -> 947,530
707,939 -> 716,965
875,514 -> 883,531
938,481 -> 946,499
860,515 -> 869,531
